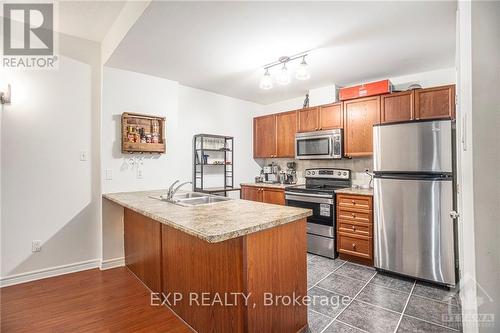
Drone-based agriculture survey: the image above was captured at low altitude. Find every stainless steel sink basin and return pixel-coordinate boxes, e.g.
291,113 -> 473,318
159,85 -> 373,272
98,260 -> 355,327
176,195 -> 231,206
172,192 -> 207,199
156,192 -> 232,206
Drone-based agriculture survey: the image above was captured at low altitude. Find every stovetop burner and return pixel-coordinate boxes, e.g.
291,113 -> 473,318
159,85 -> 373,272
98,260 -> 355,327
285,168 -> 352,196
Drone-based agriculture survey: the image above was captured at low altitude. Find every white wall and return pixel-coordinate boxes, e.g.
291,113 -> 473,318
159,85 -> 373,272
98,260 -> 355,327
101,67 -> 262,261
1,34 -> 101,285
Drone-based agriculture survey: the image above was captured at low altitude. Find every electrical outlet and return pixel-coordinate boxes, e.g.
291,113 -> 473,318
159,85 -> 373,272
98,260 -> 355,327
137,167 -> 143,179
80,151 -> 88,161
32,240 -> 42,252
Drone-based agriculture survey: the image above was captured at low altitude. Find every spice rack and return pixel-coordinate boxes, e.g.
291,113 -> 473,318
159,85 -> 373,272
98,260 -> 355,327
121,113 -> 166,154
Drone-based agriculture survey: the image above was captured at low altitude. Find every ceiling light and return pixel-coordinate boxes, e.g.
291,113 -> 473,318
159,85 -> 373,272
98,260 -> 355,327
295,56 -> 310,81
259,68 -> 273,90
276,62 -> 290,85
259,51 -> 311,89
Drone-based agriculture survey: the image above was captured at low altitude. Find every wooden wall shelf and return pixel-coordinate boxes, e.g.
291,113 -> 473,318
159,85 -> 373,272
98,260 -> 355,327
121,113 -> 166,154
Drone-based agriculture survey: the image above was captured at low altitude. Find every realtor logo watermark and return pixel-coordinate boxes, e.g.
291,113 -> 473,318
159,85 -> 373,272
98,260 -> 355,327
2,2 -> 58,69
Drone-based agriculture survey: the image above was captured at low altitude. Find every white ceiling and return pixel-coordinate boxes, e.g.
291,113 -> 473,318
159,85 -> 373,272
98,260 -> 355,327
58,1 -> 126,42
106,1 -> 457,104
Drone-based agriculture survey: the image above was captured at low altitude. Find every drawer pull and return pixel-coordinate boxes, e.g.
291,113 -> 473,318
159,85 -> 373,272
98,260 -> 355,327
352,213 -> 356,218
352,225 -> 356,231
352,243 -> 356,249
351,200 -> 356,204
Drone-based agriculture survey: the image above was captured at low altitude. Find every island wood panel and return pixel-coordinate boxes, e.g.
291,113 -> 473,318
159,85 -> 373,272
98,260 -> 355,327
161,224 -> 245,333
380,90 -> 414,124
319,103 -> 343,129
254,114 -> 276,158
161,219 -> 307,333
343,96 -> 381,157
124,208 -> 162,293
297,107 -> 319,132
415,85 -> 455,120
262,188 -> 286,205
276,110 -> 298,157
243,218 -> 308,333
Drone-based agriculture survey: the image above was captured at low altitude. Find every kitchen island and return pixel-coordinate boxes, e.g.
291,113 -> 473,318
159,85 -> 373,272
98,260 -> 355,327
103,190 -> 312,333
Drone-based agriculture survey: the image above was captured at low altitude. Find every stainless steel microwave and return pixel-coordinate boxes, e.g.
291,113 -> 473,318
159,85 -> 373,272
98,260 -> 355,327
295,129 -> 342,159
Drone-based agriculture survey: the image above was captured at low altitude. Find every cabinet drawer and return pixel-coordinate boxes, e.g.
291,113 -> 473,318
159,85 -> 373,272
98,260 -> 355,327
338,234 -> 371,259
337,195 -> 372,211
337,209 -> 371,224
338,221 -> 371,237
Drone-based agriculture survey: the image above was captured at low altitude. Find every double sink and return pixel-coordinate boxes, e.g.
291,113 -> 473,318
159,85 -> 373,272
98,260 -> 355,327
159,192 -> 232,207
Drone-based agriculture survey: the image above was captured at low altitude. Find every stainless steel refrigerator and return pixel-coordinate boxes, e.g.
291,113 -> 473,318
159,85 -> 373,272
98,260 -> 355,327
373,120 -> 456,286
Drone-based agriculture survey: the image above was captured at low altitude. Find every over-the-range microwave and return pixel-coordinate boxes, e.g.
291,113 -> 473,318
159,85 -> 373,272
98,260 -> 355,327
295,129 -> 343,160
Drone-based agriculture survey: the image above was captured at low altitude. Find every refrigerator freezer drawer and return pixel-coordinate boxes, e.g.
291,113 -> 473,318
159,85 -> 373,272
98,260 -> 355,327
374,177 -> 455,285
373,120 -> 452,173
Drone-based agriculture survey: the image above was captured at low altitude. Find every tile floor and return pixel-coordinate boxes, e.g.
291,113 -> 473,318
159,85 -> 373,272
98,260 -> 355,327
306,253 -> 462,333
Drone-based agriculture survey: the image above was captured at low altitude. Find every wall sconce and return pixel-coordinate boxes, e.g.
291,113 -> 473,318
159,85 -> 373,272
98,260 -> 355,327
1,84 -> 12,104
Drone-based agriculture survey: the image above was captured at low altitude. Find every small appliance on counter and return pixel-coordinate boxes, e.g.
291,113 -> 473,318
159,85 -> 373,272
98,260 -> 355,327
284,161 -> 298,184
262,162 -> 280,183
285,168 -> 352,259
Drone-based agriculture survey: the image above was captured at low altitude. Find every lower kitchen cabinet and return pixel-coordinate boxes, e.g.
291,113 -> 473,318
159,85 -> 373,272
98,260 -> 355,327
241,185 -> 285,205
336,193 -> 373,266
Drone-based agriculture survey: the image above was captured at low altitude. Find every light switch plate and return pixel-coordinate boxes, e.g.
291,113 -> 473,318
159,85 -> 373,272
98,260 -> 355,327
32,240 -> 42,252
105,169 -> 113,180
80,151 -> 88,161
137,167 -> 143,179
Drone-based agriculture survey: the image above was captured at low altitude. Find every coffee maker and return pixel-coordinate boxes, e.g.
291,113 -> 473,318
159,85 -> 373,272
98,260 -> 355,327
262,163 -> 280,183
285,161 -> 298,184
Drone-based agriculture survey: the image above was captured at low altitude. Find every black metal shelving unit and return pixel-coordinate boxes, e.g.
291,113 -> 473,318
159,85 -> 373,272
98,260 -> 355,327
193,134 -> 236,196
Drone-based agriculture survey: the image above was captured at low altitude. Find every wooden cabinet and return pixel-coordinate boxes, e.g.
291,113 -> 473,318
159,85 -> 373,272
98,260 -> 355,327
298,107 -> 320,132
254,112 -> 297,158
344,96 -> 380,157
254,115 -> 276,158
241,185 -> 285,205
336,194 -> 373,266
381,91 -> 414,124
276,111 -> 297,158
319,103 -> 343,130
241,186 -> 263,202
298,103 -> 343,132
415,85 -> 455,120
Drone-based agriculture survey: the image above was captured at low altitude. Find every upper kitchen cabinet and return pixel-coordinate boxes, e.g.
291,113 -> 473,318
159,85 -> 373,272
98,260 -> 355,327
344,96 -> 381,157
298,107 -> 320,132
254,114 -> 276,158
276,111 -> 297,157
415,85 -> 455,120
381,91 -> 414,124
319,103 -> 343,130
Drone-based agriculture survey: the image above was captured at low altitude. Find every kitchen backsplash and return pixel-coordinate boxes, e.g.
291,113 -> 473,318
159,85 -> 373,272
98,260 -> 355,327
257,157 -> 374,186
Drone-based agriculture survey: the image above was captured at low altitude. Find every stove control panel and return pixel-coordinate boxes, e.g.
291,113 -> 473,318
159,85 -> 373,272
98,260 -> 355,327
305,168 -> 351,180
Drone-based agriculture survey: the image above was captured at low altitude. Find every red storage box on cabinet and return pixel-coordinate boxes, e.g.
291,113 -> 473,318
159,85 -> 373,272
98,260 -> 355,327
339,79 -> 393,101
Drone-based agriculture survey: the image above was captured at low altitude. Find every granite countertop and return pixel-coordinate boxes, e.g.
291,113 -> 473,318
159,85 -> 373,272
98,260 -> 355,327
335,187 -> 374,196
240,182 -> 302,190
103,190 -> 311,243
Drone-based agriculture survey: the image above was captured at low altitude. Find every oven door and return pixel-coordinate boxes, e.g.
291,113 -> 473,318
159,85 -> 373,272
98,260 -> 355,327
295,134 -> 334,160
285,192 -> 334,237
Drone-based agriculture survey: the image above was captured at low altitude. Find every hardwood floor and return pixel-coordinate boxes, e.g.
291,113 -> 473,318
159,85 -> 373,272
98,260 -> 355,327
0,267 -> 192,333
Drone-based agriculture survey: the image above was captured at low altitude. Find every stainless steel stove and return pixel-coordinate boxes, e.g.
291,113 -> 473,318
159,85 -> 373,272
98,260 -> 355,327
285,168 -> 351,259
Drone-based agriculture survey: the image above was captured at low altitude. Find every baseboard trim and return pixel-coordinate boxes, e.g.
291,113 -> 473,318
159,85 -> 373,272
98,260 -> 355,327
0,259 -> 100,288
100,257 -> 125,270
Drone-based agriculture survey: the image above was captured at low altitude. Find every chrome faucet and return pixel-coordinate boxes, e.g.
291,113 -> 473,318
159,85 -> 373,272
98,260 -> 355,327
166,180 -> 192,201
